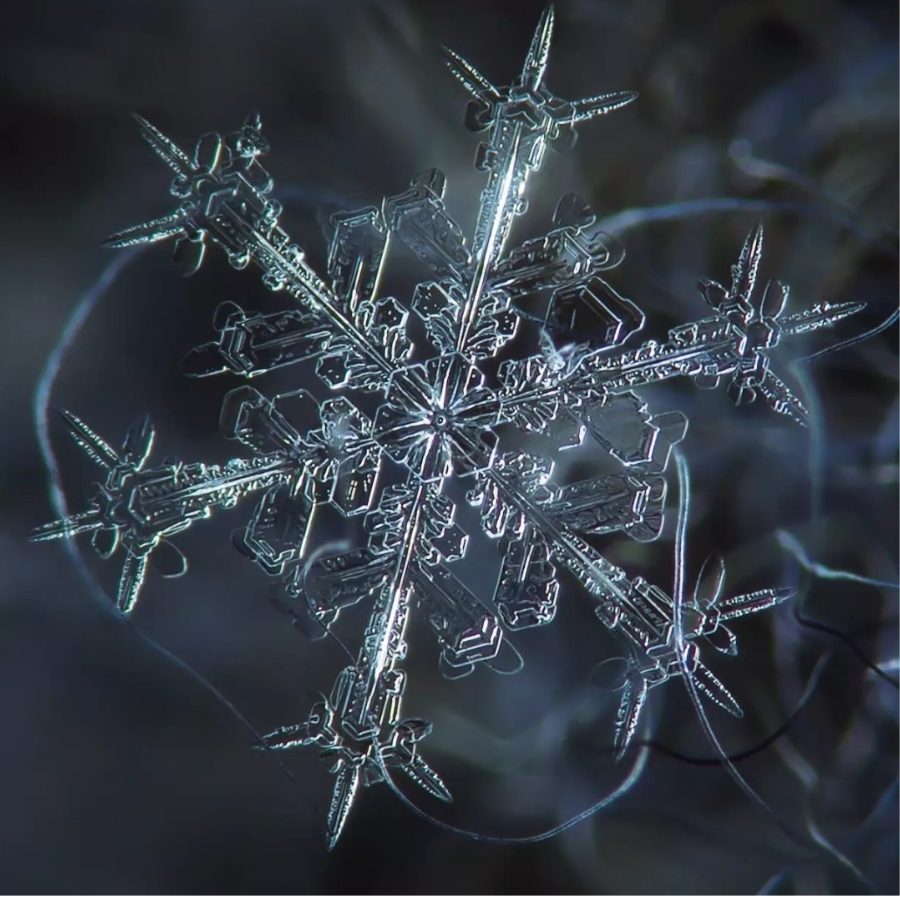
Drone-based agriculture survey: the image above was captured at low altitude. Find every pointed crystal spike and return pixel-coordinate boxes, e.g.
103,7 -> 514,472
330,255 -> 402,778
117,552 -> 149,615
259,723 -> 306,751
570,90 -> 639,122
30,508 -> 104,542
401,755 -> 453,803
731,222 -> 764,300
718,586 -> 794,621
690,660 -> 743,718
441,46 -> 499,100
613,670 -> 648,761
131,114 -> 196,177
102,213 -> 188,249
521,4 -> 555,91
781,300 -> 867,337
757,369 -> 810,427
326,762 -> 362,850
821,300 -> 868,324
58,410 -> 121,469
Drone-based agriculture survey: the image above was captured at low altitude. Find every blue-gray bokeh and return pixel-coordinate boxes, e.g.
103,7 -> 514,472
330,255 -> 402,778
0,0 -> 896,892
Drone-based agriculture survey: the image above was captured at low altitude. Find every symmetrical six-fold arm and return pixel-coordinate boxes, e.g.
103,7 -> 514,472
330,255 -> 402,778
33,5 -> 863,848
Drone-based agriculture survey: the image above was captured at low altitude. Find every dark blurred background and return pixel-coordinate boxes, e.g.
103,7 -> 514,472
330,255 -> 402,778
0,0 -> 897,893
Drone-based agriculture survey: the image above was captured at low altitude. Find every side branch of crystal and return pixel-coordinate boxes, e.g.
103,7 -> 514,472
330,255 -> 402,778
33,2 -> 864,848
32,407 -> 300,611
442,3 -> 637,355
499,224 -> 864,429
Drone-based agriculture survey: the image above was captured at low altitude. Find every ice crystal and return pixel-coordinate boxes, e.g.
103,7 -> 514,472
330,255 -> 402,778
32,5 -> 865,849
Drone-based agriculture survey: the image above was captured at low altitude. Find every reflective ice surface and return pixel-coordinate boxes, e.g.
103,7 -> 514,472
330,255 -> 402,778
32,4 -> 864,849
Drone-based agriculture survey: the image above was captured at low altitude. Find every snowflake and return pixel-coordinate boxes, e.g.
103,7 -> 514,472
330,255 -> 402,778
32,4 -> 864,849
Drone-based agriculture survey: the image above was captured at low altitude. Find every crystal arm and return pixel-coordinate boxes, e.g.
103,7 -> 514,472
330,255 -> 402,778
498,463 -> 788,754
456,117 -> 527,351
342,482 -> 429,743
497,227 -> 865,428
569,92 -> 642,123
104,117 -> 427,406
454,434 -> 790,756
30,410 -> 307,612
441,47 -> 501,101
287,465 -> 443,848
444,5 -> 636,356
